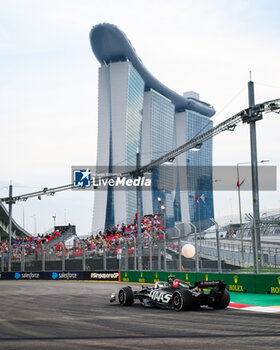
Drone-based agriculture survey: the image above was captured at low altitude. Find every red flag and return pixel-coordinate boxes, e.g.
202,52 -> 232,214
196,194 -> 199,203
237,179 -> 245,188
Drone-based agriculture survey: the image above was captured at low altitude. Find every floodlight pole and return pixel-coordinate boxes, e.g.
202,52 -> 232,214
7,183 -> 15,272
237,160 -> 268,267
236,163 -> 244,263
197,186 -> 202,240
248,75 -> 261,273
136,149 -> 142,270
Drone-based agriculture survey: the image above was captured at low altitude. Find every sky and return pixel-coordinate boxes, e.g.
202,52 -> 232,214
1,0 -> 280,235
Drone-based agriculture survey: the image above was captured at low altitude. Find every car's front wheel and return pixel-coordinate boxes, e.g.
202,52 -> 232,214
172,289 -> 194,311
118,287 -> 134,306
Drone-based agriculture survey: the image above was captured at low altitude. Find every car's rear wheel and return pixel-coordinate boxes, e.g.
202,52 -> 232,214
118,287 -> 134,306
172,289 -> 194,311
213,289 -> 230,309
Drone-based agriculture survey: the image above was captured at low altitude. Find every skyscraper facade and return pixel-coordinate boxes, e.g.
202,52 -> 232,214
90,23 -> 215,232
175,108 -> 214,231
92,61 -> 145,231
141,89 -> 175,227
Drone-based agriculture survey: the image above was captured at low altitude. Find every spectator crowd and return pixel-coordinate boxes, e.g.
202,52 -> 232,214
0,230 -> 63,261
68,214 -> 166,259
0,215 -> 166,261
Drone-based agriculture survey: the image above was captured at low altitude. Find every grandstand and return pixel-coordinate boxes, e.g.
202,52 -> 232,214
0,202 -> 31,241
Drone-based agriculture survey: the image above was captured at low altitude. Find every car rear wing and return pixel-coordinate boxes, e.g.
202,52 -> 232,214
194,280 -> 226,289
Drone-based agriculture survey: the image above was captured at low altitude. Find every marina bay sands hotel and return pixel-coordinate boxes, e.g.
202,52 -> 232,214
90,23 -> 215,232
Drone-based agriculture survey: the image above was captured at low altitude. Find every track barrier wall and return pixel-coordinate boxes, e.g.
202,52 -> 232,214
1,270 -> 280,295
0,271 -> 120,281
120,271 -> 280,295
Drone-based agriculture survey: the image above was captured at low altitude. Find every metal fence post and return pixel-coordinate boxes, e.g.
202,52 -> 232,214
61,243 -> 65,271
125,241 -> 128,270
103,240 -> 107,271
133,237 -> 137,271
158,242 -> 161,271
178,236 -> 181,272
189,223 -> 199,272
21,246 -> 25,272
149,238 -> 153,271
42,244 -> 45,272
8,183 -> 14,272
245,213 -> 258,273
82,241 -> 86,271
210,218 -> 222,273
251,213 -> 259,272
1,252 -> 4,272
145,232 -> 153,271
175,227 -> 182,272
119,241 -> 122,271
160,230 -> 167,271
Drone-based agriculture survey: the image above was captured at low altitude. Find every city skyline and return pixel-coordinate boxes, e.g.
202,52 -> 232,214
90,23 -> 215,232
1,1 -> 280,235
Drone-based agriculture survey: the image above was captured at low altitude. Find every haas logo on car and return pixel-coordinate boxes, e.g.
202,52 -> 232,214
149,290 -> 172,303
173,279 -> 179,288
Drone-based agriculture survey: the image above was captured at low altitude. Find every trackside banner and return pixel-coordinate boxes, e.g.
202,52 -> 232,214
119,271 -> 280,294
84,271 -> 120,281
0,271 -> 119,281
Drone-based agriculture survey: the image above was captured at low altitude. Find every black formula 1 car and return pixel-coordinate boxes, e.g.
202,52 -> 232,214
110,276 -> 230,311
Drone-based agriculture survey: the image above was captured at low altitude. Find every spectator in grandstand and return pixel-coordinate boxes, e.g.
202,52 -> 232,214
0,229 -> 63,260
68,214 -> 165,258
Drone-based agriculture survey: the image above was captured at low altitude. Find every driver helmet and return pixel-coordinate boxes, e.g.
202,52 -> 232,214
168,275 -> 175,286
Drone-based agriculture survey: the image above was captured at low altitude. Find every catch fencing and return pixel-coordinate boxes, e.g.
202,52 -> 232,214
1,222 -> 280,273
2,236 -> 279,273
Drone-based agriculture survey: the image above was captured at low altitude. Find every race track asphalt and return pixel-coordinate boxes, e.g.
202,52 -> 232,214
0,280 -> 279,349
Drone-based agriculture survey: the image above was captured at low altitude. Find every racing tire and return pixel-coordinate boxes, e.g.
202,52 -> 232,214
172,289 -> 194,311
213,289 -> 230,309
118,287 -> 134,306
